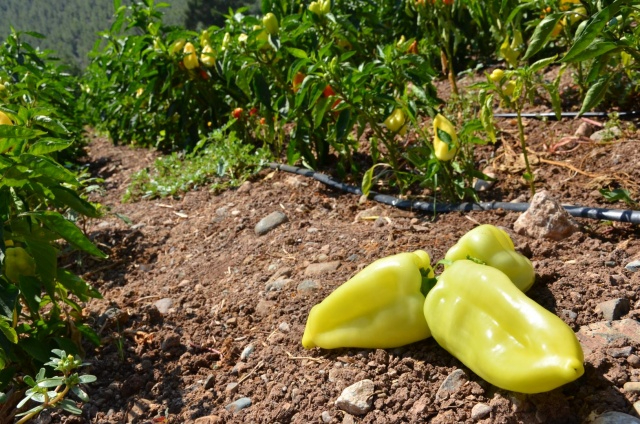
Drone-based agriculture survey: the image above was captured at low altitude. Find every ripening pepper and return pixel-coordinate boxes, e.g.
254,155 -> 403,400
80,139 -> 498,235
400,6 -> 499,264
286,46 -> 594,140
424,260 -> 584,393
444,224 -> 535,292
302,250 -> 434,349
489,68 -> 504,83
263,13 -> 279,36
200,45 -> 216,67
0,111 -> 13,126
221,32 -> 231,50
3,246 -> 36,283
433,113 -> 458,161
183,42 -> 199,70
384,109 -> 407,136
170,39 -> 186,56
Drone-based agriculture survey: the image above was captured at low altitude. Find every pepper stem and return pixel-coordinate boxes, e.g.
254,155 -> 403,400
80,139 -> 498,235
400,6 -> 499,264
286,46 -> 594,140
420,268 -> 438,297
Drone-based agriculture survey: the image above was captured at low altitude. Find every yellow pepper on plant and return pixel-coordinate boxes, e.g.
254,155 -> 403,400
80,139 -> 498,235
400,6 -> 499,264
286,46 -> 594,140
200,45 -> 215,67
0,110 -> 12,126
3,246 -> 36,283
301,250 -> 434,349
182,42 -> 199,70
433,113 -> 458,161
384,109 -> 407,136
263,13 -> 279,36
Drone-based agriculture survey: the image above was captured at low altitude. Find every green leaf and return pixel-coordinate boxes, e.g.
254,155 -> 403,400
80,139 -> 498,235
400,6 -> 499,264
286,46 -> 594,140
18,154 -> 78,185
335,109 -> 351,141
59,398 -> 83,414
57,269 -> 102,302
27,138 -> 73,155
26,211 -> 107,258
436,127 -> 454,149
562,40 -> 618,62
562,7 -> 610,62
50,186 -> 101,218
0,126 -> 45,139
78,374 -> 97,384
37,376 -> 65,387
252,72 -> 272,111
285,47 -> 308,59
529,55 -> 557,73
0,320 -> 17,344
71,386 -> 90,402
578,76 -> 610,116
523,13 -> 563,60
361,166 -> 375,197
599,188 -> 636,205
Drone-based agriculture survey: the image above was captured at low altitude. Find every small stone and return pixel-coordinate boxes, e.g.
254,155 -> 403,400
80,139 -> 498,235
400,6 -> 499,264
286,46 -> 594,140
574,122 -> 594,137
513,191 -> 579,241
436,369 -> 468,401
240,344 -> 255,361
225,382 -> 239,394
591,411 -> 640,424
255,299 -> 275,318
628,354 -> 640,368
590,126 -> 622,141
335,379 -> 375,415
255,211 -> 288,236
297,280 -> 321,293
225,397 -> 252,413
237,181 -> 252,193
265,278 -> 292,292
471,403 -> 492,421
609,275 -> 626,286
635,402 -> 640,418
278,322 -> 291,333
625,260 -> 640,273
561,309 -> 578,322
577,319 -> 640,356
624,382 -> 640,393
596,298 -> 631,321
194,416 -> 223,424
161,334 -> 181,351
203,374 -> 215,390
608,346 -> 633,358
226,317 -> 237,326
304,261 -> 341,276
154,298 -> 174,315
321,411 -> 332,423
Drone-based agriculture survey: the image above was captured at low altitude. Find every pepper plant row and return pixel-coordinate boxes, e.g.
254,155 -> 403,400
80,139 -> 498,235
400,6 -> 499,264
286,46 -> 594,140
0,31 -> 106,414
83,0 -> 639,201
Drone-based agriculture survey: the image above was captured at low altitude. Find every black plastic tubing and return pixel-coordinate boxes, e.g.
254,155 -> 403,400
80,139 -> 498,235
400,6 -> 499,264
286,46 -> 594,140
269,163 -> 640,224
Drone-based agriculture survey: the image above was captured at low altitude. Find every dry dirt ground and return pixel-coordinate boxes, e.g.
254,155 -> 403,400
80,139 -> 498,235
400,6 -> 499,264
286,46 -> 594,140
35,93 -> 640,423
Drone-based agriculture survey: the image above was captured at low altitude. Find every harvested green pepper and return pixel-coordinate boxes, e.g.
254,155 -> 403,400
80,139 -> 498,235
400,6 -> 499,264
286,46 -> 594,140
424,260 -> 584,393
445,224 -> 535,292
301,250 -> 433,349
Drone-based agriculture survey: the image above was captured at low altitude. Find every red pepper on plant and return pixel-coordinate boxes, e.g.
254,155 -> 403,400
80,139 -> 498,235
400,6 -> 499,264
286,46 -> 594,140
232,108 -> 244,119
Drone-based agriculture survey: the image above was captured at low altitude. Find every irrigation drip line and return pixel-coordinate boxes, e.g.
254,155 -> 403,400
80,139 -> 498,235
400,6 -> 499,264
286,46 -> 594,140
493,111 -> 640,120
269,163 -> 640,225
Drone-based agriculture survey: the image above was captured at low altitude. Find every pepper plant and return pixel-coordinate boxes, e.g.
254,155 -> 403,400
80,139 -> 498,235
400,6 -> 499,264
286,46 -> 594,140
0,30 -> 105,413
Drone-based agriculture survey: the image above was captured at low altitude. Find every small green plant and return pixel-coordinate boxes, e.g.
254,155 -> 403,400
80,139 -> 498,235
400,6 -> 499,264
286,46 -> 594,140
599,188 -> 637,206
123,127 -> 271,201
13,349 -> 96,424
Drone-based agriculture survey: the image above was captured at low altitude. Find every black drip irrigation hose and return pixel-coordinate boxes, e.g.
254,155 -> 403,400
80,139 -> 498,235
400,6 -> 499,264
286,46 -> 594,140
269,163 -> 640,225
493,111 -> 640,120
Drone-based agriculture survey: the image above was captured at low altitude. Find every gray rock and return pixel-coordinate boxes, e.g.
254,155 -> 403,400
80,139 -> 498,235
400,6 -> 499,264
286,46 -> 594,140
597,298 -> 631,321
225,382 -> 239,394
255,299 -> 275,317
160,334 -> 181,351
297,280 -> 321,293
278,322 -> 291,333
154,298 -> 174,315
304,261 -> 341,276
625,260 -> 640,272
265,278 -> 292,292
203,374 -> 215,390
590,411 -> 640,424
335,379 -> 375,415
471,403 -> 492,421
577,319 -> 640,356
474,167 -> 496,192
436,369 -> 468,401
255,211 -> 288,236
225,397 -> 252,413
513,191 -> 579,240
590,126 -> 622,141
321,411 -> 332,423
609,346 -> 633,358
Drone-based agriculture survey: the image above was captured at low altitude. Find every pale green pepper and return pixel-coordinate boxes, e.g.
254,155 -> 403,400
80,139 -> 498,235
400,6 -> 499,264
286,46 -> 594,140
424,260 -> 584,394
444,224 -> 535,292
301,250 -> 434,349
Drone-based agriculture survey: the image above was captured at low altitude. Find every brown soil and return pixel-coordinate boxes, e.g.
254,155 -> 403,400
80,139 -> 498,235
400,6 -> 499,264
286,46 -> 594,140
33,86 -> 640,423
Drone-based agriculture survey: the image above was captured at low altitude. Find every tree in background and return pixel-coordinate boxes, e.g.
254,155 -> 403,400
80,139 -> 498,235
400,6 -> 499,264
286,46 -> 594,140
184,0 -> 260,29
